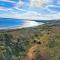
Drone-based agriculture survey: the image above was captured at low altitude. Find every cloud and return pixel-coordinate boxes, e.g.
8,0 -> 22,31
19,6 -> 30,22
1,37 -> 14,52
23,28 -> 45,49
19,12 -> 60,20
0,0 -> 60,20
0,9 -> 60,20
29,0 -> 60,14
30,0 -> 46,8
29,0 -> 55,8
15,0 -> 24,8
1,0 -> 17,2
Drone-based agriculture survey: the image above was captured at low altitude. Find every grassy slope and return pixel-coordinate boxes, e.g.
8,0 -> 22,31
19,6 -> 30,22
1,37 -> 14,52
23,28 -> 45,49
0,24 -> 60,60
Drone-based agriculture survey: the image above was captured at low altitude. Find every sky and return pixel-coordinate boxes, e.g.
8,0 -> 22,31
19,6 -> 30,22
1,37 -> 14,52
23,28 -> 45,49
0,0 -> 60,20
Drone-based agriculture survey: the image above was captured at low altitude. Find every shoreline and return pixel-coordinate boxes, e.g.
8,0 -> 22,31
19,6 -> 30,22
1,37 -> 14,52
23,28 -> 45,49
0,21 -> 44,30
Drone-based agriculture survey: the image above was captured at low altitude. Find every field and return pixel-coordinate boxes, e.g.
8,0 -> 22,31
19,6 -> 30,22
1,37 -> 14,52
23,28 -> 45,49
0,24 -> 60,60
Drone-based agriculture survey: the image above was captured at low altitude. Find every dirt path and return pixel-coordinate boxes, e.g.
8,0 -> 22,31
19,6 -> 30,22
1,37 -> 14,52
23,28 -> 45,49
25,44 -> 38,60
25,33 -> 49,60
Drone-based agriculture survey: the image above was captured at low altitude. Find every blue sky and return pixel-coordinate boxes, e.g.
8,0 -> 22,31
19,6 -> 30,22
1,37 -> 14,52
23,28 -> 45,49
0,0 -> 60,20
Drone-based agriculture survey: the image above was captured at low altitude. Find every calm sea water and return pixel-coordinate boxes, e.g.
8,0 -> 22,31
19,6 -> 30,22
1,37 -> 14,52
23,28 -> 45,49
0,18 -> 44,29
0,18 -> 24,28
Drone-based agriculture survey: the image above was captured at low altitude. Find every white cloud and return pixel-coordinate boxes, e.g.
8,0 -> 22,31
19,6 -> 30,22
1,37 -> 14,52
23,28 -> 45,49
15,1 -> 24,8
30,0 -> 46,8
0,0 -> 60,20
1,0 -> 16,3
0,10 -> 60,20
29,0 -> 56,8
1,0 -> 10,1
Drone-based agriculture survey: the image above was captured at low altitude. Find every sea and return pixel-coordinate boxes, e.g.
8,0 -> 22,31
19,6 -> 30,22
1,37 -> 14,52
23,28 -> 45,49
0,18 -> 44,29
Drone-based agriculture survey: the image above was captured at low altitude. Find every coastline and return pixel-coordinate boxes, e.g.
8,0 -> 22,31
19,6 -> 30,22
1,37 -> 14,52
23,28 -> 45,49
0,20 -> 44,30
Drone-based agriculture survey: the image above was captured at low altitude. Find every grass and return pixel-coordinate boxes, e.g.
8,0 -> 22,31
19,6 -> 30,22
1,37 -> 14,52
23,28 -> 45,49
0,24 -> 60,60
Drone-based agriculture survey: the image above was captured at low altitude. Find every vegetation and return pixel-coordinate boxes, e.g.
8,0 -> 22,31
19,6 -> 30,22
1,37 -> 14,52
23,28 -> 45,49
0,24 -> 60,60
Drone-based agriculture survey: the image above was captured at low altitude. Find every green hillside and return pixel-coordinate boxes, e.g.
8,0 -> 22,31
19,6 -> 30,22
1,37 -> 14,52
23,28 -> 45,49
0,24 -> 60,60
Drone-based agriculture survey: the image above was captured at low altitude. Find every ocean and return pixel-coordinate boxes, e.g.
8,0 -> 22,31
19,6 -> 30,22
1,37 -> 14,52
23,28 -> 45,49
0,18 -> 44,29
